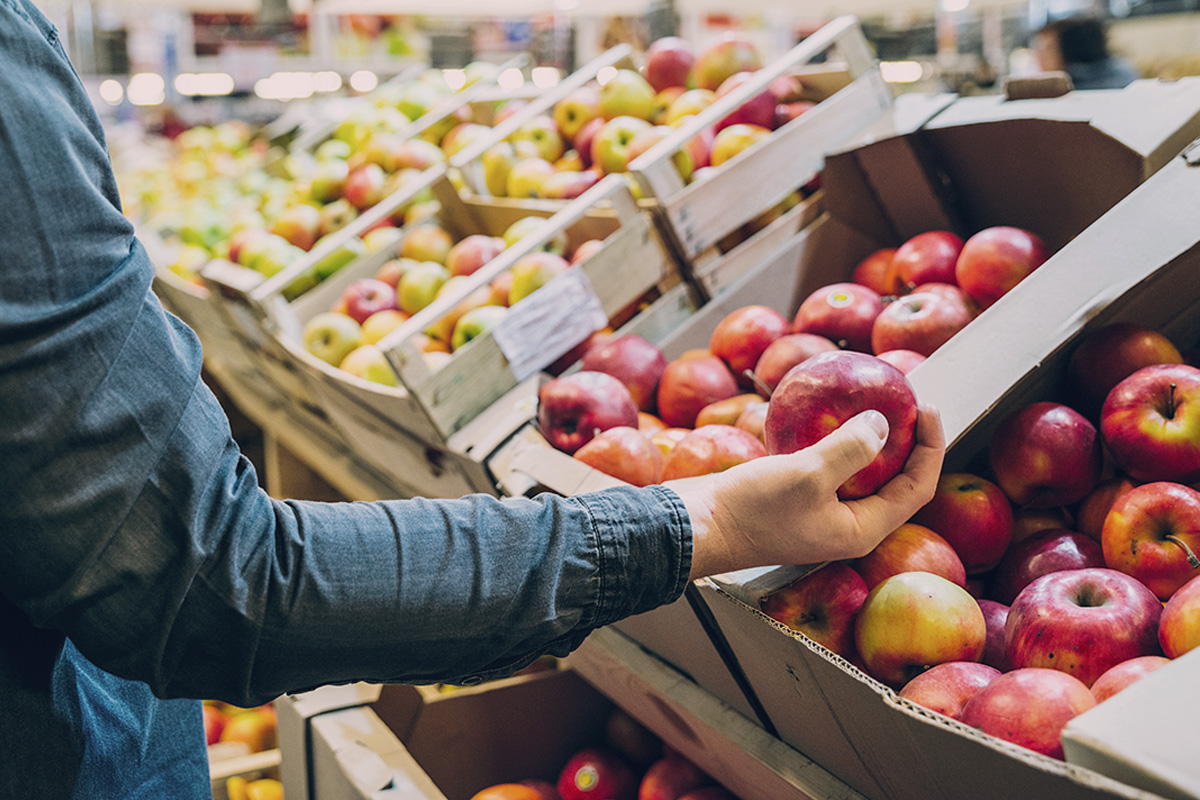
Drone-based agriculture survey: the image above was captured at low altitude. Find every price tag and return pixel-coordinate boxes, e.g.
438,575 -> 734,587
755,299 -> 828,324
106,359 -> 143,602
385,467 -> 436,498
492,265 -> 607,382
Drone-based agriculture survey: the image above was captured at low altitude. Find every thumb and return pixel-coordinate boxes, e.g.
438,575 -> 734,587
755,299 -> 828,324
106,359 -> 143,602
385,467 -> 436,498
805,409 -> 889,487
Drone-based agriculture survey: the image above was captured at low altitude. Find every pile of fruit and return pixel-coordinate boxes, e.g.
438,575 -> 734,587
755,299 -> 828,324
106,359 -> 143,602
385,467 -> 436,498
477,32 -> 815,202
300,214 -> 603,383
469,708 -> 737,800
204,700 -> 277,757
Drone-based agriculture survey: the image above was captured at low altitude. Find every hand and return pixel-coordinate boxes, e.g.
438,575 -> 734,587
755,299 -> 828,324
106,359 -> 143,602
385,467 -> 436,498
671,404 -> 945,580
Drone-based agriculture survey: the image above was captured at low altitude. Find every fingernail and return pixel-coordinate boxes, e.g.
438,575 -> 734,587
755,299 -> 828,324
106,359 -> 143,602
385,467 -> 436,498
860,409 -> 889,441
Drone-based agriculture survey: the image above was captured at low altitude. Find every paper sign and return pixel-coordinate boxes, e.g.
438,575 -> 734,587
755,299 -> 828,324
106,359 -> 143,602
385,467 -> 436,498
492,265 -> 607,382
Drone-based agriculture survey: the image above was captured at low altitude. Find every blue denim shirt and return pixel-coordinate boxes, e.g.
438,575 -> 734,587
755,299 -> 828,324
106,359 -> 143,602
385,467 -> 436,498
0,2 -> 693,796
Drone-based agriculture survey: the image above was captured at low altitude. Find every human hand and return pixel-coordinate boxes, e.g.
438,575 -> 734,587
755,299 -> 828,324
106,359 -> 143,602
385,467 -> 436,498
670,404 -> 945,580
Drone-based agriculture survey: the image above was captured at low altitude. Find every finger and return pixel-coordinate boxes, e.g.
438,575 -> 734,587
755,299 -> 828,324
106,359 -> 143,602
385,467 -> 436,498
797,409 -> 889,489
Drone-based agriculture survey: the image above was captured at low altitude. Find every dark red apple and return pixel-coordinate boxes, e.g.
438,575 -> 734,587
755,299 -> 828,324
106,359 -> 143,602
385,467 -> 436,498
760,563 -> 869,660
1067,322 -> 1183,415
870,290 -> 974,357
582,334 -> 669,413
1101,364 -> 1200,484
891,231 -> 964,290
712,71 -> 777,132
989,401 -> 1102,508
558,748 -> 636,800
538,372 -> 639,455
977,599 -> 1011,672
637,755 -> 710,800
954,226 -> 1050,310
752,333 -> 838,394
912,473 -> 1014,574
898,661 -> 1000,721
792,282 -> 884,353
643,37 -> 695,92
852,523 -> 966,589
765,351 -> 917,499
1011,508 -> 1069,544
961,668 -> 1095,759
656,355 -> 740,429
990,528 -> 1106,605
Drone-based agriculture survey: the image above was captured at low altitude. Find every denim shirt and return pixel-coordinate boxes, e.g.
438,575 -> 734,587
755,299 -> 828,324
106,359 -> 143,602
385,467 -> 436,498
0,1 -> 693,796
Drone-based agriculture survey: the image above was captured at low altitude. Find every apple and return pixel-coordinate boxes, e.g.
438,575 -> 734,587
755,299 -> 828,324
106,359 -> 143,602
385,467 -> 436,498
643,37 -> 696,92
909,281 -> 978,314
1101,364 -> 1200,483
592,117 -> 654,174
558,748 -> 636,800
539,372 -> 640,455
761,563 -> 869,659
765,351 -> 918,500
852,523 -> 966,589
343,163 -> 387,210
470,785 -> 544,800
692,34 -> 763,91
270,204 -> 321,251
664,89 -> 716,125
977,599 -> 1011,672
649,87 -> 686,124
398,261 -> 450,315
709,305 -> 790,389
961,668 -> 1095,759
342,278 -> 399,325
1159,572 -> 1200,657
578,335 -> 667,413
898,661 -> 1000,721
874,350 -> 926,375
219,706 -> 277,753
385,138 -> 446,172
511,115 -> 565,164
650,427 -> 690,457
1011,508 -> 1069,544
638,412 -> 668,436
310,159 -> 350,203
659,424 -> 766,480
656,355 -> 740,429
695,393 -> 763,428
870,290 -> 974,358
990,529 -> 1106,605
375,258 -> 415,290
1102,481 -> 1200,600
1006,568 -> 1162,687
1068,322 -> 1184,416
339,345 -> 399,386
734,401 -> 768,444
791,282 -> 884,353
891,231 -> 964,290
502,217 -> 568,256
1091,655 -> 1171,703
712,71 -> 777,132
506,157 -> 556,198
573,118 -> 606,169
401,224 -> 454,265
625,126 -> 694,181
555,86 -> 602,144
361,309 -> 408,345
450,305 -> 508,351
989,401 -> 1102,508
541,169 -> 603,201
605,708 -> 662,770
637,755 -> 709,800
912,473 -> 1014,574
574,426 -> 664,487
954,226 -> 1050,310
854,572 -> 987,687
851,248 -> 901,295
445,235 -> 505,278
318,199 -> 359,237
482,142 -> 520,197
203,703 -> 227,746
441,122 -> 492,158
752,333 -> 838,394
302,312 -> 363,366
426,280 -> 496,343
776,100 -> 815,127
709,124 -> 771,167
599,69 -> 657,121
508,252 -> 570,306
1076,477 -> 1137,541
361,225 -> 404,255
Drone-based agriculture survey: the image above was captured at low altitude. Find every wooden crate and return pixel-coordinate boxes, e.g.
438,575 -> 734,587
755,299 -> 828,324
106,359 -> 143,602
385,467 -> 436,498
627,16 -> 891,277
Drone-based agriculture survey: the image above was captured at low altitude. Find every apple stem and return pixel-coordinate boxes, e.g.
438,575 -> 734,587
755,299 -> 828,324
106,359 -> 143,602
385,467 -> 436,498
743,370 -> 774,399
1167,383 -> 1178,419
1165,534 -> 1200,569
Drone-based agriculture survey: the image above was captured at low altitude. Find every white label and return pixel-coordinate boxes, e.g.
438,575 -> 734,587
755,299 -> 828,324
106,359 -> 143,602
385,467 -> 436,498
493,265 -> 607,382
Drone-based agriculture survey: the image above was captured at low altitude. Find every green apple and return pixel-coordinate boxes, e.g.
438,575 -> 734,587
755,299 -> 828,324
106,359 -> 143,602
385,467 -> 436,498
507,252 -> 570,305
426,278 -> 499,343
398,261 -> 450,314
451,305 -> 509,351
400,224 -> 454,264
482,142 -> 518,197
664,89 -> 716,124
591,116 -> 653,174
396,81 -> 444,121
625,125 -> 692,180
710,123 -> 772,167
338,344 -> 400,386
502,217 -> 567,256
554,86 -> 601,144
650,87 -> 687,124
598,69 -> 657,121
315,139 -> 352,161
505,157 -> 556,199
310,234 -> 368,280
692,34 -> 763,91
512,115 -> 566,163
318,199 -> 359,237
360,308 -> 409,344
303,312 -> 363,366
362,225 -> 404,254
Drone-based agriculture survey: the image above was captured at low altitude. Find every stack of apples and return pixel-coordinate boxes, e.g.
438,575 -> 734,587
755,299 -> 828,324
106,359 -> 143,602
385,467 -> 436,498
762,320 -> 1200,761
204,700 -> 278,756
478,32 -> 814,203
468,708 -> 738,800
300,214 -> 605,385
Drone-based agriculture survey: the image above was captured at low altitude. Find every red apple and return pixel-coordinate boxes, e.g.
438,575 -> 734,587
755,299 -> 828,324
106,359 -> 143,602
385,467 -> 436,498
694,393 -> 762,428
1006,568 -> 1163,687
708,124 -> 771,167
471,785 -> 545,800
851,248 -> 901,295
913,473 -> 1014,574
1101,364 -> 1200,483
637,755 -> 709,800
989,401 -> 1102,508
873,349 -> 926,375
909,281 -> 979,316
445,234 -> 504,278
605,709 -> 662,769
734,401 -> 768,444
854,572 -> 987,688
765,351 -> 918,500
656,355 -> 740,429
991,529 -> 1106,605
691,34 -> 763,92
343,163 -> 387,210
954,226 -> 1050,310
960,668 -> 1095,759
870,290 -> 974,358
898,661 -> 1001,721
792,283 -> 884,353
573,118 -> 606,170
558,748 -> 636,800
547,328 -> 613,377
660,425 -> 766,480
582,335 -> 669,413
538,372 -> 640,455
891,231 -> 964,290
1076,477 -> 1137,541
1091,655 -> 1170,703
709,305 -> 790,389
1102,481 -> 1200,600
977,599 -> 1012,672
752,333 -> 838,394
760,563 -> 869,660
1159,572 -> 1200,657
775,100 -> 815,128
342,278 -> 399,325
574,426 -> 664,487
852,523 -> 967,589
643,37 -> 696,92
203,703 -> 227,746
1068,322 -> 1183,415
570,239 -> 606,267
1011,508 -> 1069,544
712,71 -> 776,132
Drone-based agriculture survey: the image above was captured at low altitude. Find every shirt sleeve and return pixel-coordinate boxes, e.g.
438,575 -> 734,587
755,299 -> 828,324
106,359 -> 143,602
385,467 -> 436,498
0,0 -> 692,708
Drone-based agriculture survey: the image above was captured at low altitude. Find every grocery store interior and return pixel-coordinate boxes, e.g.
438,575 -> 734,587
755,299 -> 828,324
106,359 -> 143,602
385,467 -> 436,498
16,0 -> 1200,798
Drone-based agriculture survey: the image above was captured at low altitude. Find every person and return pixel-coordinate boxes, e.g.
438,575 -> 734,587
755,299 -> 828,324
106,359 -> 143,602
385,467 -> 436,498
1032,15 -> 1139,91
0,1 -> 945,797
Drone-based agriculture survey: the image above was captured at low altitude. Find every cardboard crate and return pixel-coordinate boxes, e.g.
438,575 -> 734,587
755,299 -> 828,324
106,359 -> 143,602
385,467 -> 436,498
695,142 -> 1200,800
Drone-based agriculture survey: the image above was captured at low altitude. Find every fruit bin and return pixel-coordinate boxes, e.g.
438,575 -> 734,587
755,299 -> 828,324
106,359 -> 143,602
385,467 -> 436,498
693,144 -> 1200,800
